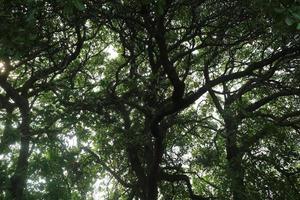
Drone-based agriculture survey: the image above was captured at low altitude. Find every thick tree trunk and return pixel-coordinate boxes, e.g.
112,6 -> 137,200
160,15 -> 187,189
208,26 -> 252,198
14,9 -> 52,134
9,106 -> 31,200
136,122 -> 164,200
144,180 -> 158,200
225,120 -> 246,200
144,138 -> 163,200
226,139 -> 245,200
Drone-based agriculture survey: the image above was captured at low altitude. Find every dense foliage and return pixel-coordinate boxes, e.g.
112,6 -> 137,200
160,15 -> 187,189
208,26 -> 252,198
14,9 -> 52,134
0,0 -> 299,200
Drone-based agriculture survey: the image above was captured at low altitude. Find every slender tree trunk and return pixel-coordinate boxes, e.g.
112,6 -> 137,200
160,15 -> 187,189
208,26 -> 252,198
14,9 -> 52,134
10,105 -> 31,200
0,69 -> 31,199
10,137 -> 30,199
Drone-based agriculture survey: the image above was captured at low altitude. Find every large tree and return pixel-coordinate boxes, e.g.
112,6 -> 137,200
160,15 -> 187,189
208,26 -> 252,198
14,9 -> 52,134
0,0 -> 299,200
0,0 -> 89,198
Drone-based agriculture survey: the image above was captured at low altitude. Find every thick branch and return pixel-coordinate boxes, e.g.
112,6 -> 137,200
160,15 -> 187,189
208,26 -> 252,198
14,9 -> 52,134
161,172 -> 216,200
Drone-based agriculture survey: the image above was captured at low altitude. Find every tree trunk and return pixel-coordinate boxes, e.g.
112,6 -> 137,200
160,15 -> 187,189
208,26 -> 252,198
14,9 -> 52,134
144,139 -> 162,200
226,140 -> 245,200
9,106 -> 31,200
144,180 -> 158,200
225,119 -> 246,200
141,122 -> 165,200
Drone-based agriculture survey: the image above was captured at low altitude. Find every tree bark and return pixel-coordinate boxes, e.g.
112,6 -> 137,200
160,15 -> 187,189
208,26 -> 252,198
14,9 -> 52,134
144,136 -> 163,200
225,118 -> 246,200
9,103 -> 31,200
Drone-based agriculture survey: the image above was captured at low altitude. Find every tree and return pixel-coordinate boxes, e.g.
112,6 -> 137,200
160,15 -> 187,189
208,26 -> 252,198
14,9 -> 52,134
0,0 -> 299,200
0,0 -> 88,198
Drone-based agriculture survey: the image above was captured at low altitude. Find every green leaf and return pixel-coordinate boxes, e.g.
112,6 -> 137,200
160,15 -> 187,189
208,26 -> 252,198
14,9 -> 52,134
72,0 -> 85,11
285,17 -> 294,26
297,23 -> 300,30
156,0 -> 166,15
274,7 -> 285,13
291,11 -> 300,20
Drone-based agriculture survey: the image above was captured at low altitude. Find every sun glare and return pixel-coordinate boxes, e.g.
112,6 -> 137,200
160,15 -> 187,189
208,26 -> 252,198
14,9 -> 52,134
0,62 -> 5,73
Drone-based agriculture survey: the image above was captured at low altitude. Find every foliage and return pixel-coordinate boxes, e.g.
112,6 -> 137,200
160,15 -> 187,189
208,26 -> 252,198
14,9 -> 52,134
0,1 -> 300,200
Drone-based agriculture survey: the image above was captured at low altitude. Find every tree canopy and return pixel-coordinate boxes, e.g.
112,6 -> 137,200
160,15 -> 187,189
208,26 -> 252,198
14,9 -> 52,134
0,0 -> 299,200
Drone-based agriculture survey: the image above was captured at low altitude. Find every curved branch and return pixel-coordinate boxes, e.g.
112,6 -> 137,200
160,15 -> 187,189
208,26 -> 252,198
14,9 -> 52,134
160,171 -> 217,200
82,147 -> 134,188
